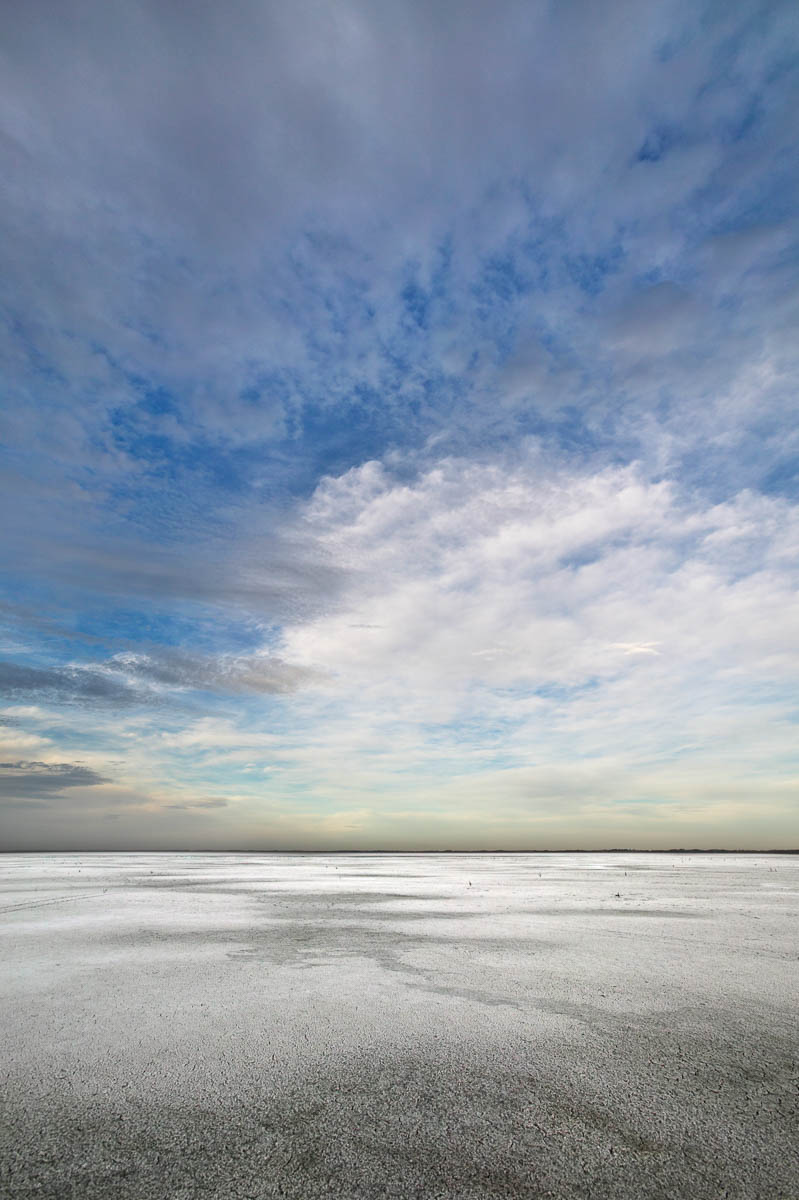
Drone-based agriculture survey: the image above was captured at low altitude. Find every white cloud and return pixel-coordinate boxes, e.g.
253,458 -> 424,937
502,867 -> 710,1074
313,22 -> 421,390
284,454 -> 799,699
5,447 -> 797,848
229,450 -> 799,833
0,728 -> 52,758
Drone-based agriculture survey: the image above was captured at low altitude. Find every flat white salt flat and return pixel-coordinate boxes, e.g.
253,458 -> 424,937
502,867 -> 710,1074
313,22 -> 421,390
1,853 -> 797,1198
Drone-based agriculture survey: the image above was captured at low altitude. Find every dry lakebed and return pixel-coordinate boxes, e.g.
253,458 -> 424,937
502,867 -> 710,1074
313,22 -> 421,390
1,852 -> 797,1198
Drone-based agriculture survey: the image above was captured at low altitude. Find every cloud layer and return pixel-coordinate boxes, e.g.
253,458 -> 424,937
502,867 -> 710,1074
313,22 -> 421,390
0,761 -> 109,801
1,1 -> 797,847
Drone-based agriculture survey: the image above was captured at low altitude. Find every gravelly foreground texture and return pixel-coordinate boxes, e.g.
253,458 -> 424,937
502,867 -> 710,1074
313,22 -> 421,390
1,853 -> 797,1198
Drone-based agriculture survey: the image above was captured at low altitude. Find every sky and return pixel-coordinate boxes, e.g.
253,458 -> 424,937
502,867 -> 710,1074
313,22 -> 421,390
1,0 -> 798,851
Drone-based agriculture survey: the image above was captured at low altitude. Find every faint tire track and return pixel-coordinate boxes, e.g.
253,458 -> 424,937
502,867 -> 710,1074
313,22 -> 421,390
0,892 -> 104,916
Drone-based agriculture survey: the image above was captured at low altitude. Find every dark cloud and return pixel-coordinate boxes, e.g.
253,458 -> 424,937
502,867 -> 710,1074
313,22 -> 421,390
0,662 -> 139,706
0,650 -> 319,708
0,0 -> 679,255
106,650 -> 318,695
164,798 -> 228,810
2,515 -> 345,629
0,760 -> 110,801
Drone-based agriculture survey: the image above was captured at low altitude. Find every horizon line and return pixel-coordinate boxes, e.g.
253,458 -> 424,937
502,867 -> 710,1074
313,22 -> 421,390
2,847 -> 798,856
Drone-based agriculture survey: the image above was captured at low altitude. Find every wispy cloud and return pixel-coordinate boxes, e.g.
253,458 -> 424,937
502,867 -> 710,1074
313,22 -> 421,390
0,651 -> 320,708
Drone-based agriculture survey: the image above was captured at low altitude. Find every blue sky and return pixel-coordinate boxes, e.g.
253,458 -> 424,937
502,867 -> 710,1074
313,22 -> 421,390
1,0 -> 798,849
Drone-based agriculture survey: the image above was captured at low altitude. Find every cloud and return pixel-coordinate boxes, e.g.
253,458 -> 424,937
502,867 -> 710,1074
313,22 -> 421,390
2,1 -> 796,497
234,451 -> 799,825
606,283 -> 700,357
0,662 -> 140,706
101,650 -> 320,695
1,2 -> 797,848
164,798 -> 228,810
0,760 -> 110,801
0,650 -> 320,707
2,514 -> 344,629
283,453 -> 799,695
